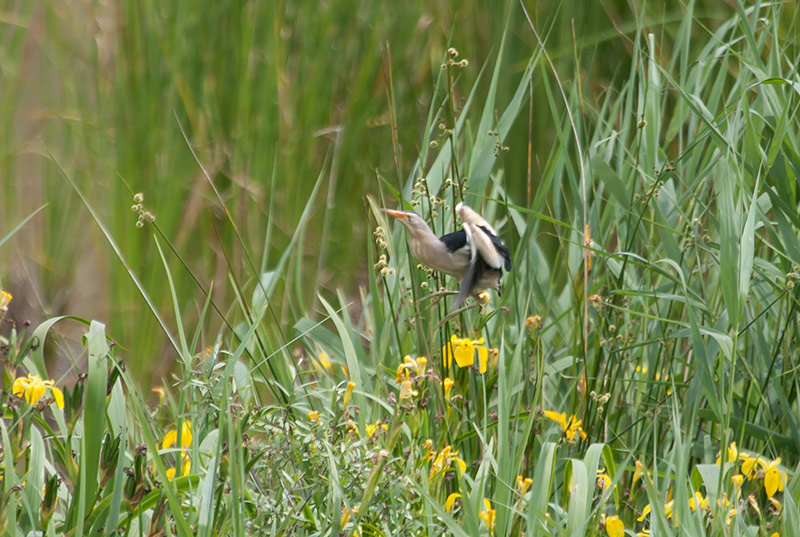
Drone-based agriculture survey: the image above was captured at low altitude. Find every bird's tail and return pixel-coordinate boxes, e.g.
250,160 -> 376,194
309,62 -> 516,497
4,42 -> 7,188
453,258 -> 481,307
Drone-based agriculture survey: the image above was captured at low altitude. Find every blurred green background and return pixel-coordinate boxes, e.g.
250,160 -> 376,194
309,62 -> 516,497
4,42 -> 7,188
0,0 -> 759,382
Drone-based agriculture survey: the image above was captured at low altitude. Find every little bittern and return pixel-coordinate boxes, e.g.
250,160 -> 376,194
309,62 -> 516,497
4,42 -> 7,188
382,202 -> 512,305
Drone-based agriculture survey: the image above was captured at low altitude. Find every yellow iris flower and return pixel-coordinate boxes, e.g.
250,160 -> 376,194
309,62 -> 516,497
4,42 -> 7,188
442,335 -> 490,373
479,499 -> 495,531
162,421 -> 192,481
12,373 -> 64,408
543,410 -> 587,443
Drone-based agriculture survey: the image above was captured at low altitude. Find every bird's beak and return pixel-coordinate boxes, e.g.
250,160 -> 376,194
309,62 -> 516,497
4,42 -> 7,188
381,208 -> 407,220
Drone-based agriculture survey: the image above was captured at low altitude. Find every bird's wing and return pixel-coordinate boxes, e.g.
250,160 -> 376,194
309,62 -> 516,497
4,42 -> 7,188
457,203 -> 507,270
438,230 -> 469,253
478,225 -> 512,271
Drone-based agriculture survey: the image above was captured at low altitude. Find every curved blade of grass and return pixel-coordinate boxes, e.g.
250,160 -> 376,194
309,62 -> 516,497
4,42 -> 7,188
0,204 -> 46,250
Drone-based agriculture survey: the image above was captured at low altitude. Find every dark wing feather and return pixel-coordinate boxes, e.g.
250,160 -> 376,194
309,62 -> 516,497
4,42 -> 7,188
478,225 -> 512,271
439,230 -> 468,252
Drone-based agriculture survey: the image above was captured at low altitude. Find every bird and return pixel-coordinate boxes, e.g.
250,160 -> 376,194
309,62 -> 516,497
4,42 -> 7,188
382,202 -> 512,306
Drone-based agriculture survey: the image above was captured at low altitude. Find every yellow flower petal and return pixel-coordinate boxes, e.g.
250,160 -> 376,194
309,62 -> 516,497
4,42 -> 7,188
517,475 -> 533,495
416,356 -> 427,375
12,377 -> 27,399
632,460 -> 644,487
317,352 -> 333,373
181,422 -> 192,446
343,381 -> 356,406
443,377 -> 454,400
51,387 -> 64,409
476,344 -> 488,374
162,421 -> 192,450
480,499 -> 495,530
637,504 -> 651,521
452,337 -> 474,368
543,410 -> 567,429
399,380 -> 418,400
455,457 -> 466,473
162,429 -> 177,449
166,468 -> 177,481
604,515 -> 624,537
444,492 -> 461,512
764,466 -> 784,497
596,470 -> 611,491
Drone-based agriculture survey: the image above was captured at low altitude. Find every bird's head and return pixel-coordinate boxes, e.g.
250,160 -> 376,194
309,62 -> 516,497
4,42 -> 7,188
381,208 -> 431,236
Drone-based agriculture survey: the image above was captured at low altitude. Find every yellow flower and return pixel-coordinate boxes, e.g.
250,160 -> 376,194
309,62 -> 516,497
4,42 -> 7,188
441,335 -> 490,373
725,508 -> 737,525
340,505 -> 357,528
429,445 -> 467,480
663,500 -> 674,519
525,315 -> 541,331
688,491 -> 709,513
399,380 -> 418,400
443,377 -> 454,400
717,441 -> 746,466
741,453 -> 761,479
763,458 -> 787,497
12,373 -> 64,409
346,421 -> 359,437
397,355 -> 427,382
479,499 -> 495,531
365,420 -> 387,438
596,469 -> 612,491
307,410 -> 320,422
731,474 -> 744,487
543,410 -> 587,443
478,290 -> 490,305
163,420 -> 193,481
315,351 -> 333,374
444,492 -> 461,512
768,496 -> 782,512
422,438 -> 434,461
632,460 -> 644,488
517,475 -> 533,495
603,514 -> 624,537
739,453 -> 787,496
416,356 -> 427,375
162,421 -> 192,450
637,529 -> 650,537
442,335 -> 474,369
343,381 -> 356,406
151,386 -> 166,403
0,290 -> 11,309
166,454 -> 191,481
